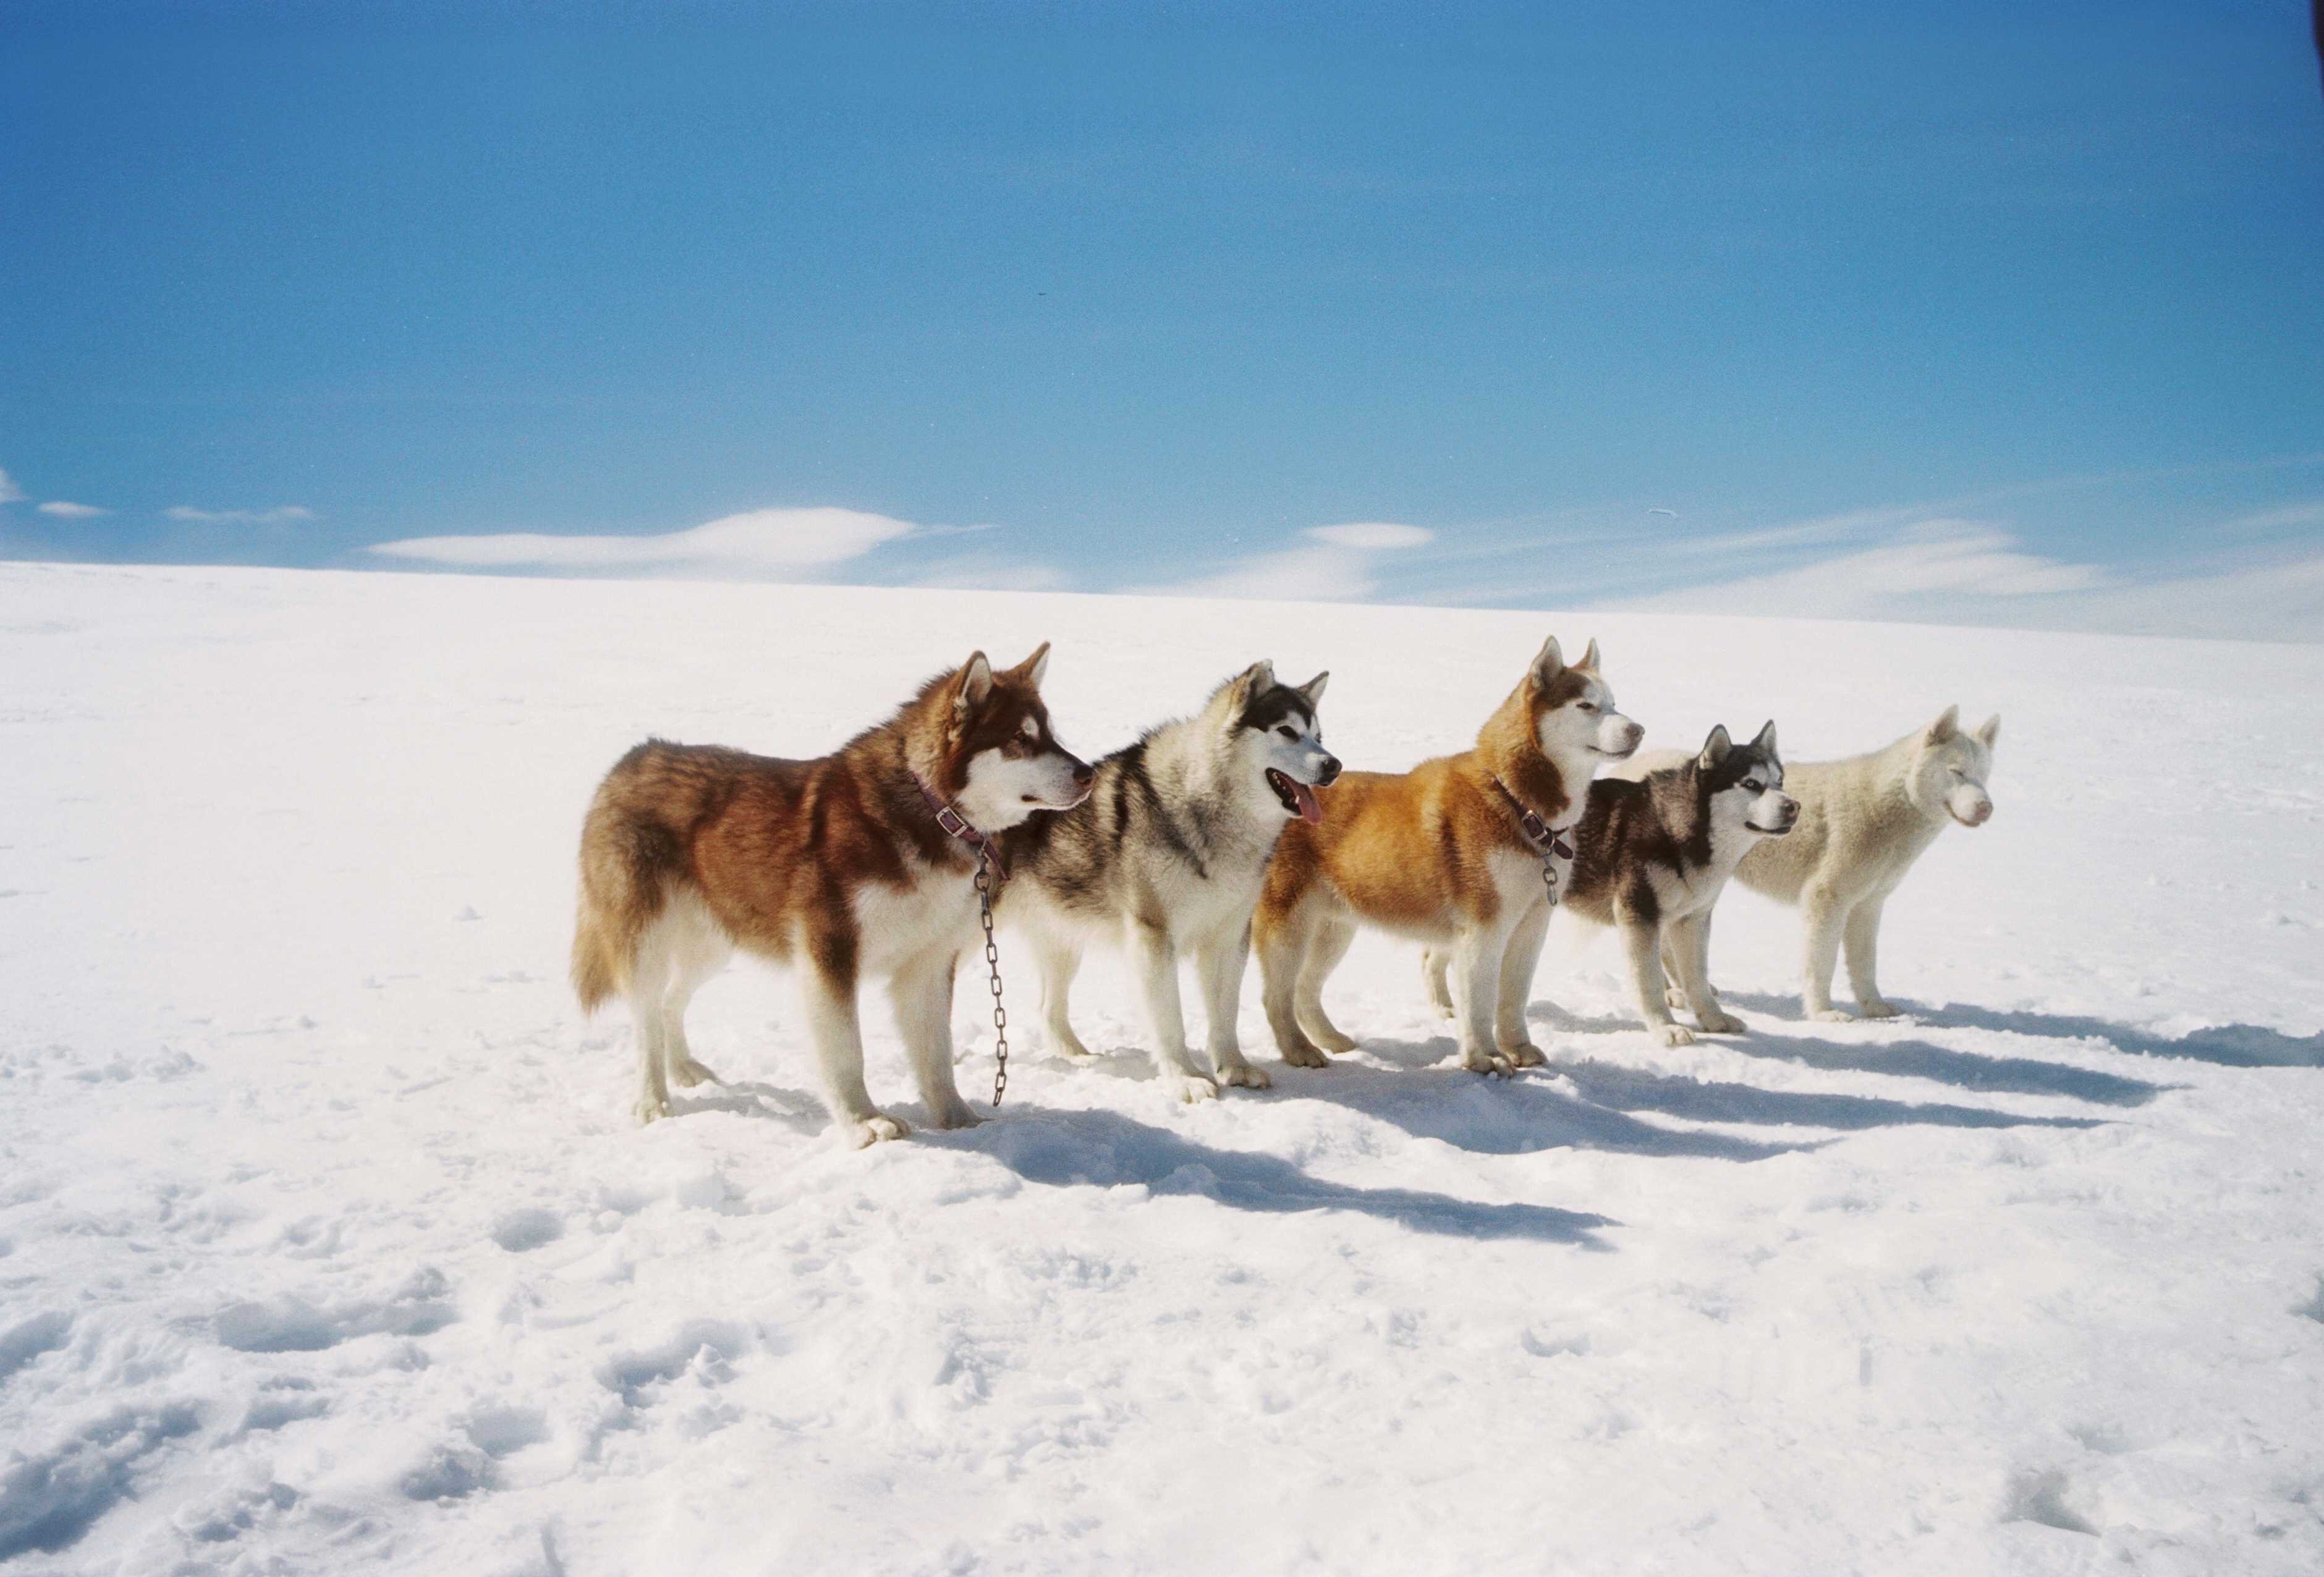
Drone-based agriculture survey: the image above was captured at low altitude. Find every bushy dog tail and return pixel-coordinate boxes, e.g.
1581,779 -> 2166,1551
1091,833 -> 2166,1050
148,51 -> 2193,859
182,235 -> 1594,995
570,900 -> 625,1015
570,742 -> 687,1014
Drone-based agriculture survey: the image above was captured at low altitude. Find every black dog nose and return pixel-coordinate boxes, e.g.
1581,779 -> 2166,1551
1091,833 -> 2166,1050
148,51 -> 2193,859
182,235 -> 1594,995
1317,756 -> 1342,786
1071,761 -> 1095,788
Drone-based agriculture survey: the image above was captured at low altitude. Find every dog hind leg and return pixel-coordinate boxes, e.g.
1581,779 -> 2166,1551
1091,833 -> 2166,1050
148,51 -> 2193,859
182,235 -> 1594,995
1034,937 -> 1095,1060
1800,884 -> 1851,1021
659,903 -> 732,1090
1844,897 -> 1896,1017
1257,904 -> 1333,1070
1294,916 -> 1361,1054
626,918 -> 677,1124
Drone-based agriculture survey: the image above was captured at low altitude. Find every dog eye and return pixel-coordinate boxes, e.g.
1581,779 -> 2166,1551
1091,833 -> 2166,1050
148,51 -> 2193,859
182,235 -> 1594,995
1578,701 -> 1598,712
1276,725 -> 1298,740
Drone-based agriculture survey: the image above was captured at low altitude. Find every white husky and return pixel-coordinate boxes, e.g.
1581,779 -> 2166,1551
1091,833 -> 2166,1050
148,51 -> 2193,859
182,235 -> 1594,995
1645,704 -> 1999,1021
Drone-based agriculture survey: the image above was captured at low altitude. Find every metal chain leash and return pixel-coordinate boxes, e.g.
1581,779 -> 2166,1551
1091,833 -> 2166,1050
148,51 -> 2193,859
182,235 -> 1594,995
1538,850 -> 1561,909
973,849 -> 1009,1107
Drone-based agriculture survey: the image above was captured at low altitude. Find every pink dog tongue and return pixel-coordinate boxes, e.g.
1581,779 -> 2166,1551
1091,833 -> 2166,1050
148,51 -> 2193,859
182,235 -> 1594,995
1294,780 -> 1321,824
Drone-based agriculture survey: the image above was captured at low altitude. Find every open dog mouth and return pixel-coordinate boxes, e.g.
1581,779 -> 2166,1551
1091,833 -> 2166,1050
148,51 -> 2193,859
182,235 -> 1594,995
1266,768 -> 1323,824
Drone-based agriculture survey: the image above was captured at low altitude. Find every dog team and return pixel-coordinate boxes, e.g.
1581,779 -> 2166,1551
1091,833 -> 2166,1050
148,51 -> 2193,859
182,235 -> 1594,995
571,637 -> 1998,1145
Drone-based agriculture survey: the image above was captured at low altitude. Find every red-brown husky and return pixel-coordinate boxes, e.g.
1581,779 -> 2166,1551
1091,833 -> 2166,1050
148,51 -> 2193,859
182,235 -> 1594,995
571,645 -> 1092,1145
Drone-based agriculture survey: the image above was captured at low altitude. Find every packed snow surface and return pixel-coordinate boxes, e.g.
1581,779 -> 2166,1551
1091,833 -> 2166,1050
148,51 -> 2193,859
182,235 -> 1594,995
3,562 -> 2322,1576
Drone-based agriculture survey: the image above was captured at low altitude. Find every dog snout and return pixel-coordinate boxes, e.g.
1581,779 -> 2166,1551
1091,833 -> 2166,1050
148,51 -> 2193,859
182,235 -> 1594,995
1315,755 -> 1342,786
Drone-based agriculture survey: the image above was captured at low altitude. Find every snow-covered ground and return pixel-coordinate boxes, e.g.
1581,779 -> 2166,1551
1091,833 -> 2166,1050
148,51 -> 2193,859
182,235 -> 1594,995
3,561 -> 2322,1576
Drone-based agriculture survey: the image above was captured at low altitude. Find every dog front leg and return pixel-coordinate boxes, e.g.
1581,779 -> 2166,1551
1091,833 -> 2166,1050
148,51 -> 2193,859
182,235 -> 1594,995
1800,885 -> 1851,1021
1452,918 -> 1520,1074
1492,895 -> 1551,1067
1195,923 -> 1270,1090
1844,898 -> 1896,1017
1624,919 -> 1694,1047
1130,920 -> 1217,1102
802,949 -> 907,1146
1669,911 -> 1741,1033
890,955 -> 978,1129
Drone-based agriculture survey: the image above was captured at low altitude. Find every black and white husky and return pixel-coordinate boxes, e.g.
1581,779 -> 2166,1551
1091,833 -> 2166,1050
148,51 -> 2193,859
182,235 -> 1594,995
999,662 -> 1339,1102
1456,721 -> 1799,1046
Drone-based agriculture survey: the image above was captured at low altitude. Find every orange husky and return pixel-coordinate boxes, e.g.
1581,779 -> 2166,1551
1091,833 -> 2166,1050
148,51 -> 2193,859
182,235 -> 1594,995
1254,636 -> 1642,1075
570,645 -> 1092,1144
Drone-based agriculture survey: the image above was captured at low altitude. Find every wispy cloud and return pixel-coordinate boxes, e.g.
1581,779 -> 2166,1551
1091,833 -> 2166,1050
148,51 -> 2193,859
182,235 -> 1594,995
1146,522 -> 1438,601
167,505 -> 318,525
0,467 -> 24,505
36,501 -> 108,519
1608,520 -> 2323,641
371,505 -> 925,578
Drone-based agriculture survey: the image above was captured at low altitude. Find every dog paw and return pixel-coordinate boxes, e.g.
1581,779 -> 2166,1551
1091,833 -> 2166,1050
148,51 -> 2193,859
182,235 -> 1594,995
1278,1043 -> 1331,1070
927,1104 -> 982,1130
1664,986 -> 1689,1013
1171,1074 -> 1220,1104
1462,1049 -> 1516,1077
1857,999 -> 1901,1020
633,1093 -> 671,1125
1050,1034 -> 1095,1060
669,1056 -> 721,1089
1809,1007 -> 1854,1023
1216,1062 -> 1273,1090
1695,1010 -> 1745,1036
1495,1041 -> 1548,1068
1654,1023 -> 1696,1047
844,1113 -> 910,1148
1309,1026 -> 1360,1055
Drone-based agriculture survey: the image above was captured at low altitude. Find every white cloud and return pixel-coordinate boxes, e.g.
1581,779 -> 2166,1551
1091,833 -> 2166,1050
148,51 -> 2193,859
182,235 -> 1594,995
1305,521 -> 1435,551
1149,522 -> 1438,602
368,506 -> 921,577
1611,520 -> 2324,642
167,505 -> 317,525
0,467 -> 23,505
37,501 -> 107,519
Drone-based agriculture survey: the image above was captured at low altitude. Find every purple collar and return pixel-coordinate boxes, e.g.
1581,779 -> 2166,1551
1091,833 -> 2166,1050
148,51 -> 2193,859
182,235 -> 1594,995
915,777 -> 1007,880
1492,777 -> 1576,861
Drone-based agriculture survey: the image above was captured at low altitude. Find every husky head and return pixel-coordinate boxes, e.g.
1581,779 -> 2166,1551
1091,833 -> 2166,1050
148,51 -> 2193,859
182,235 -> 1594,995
1528,636 -> 1644,766
1909,704 -> 1999,827
943,642 -> 1094,832
1217,660 -> 1338,825
1697,719 -> 1798,839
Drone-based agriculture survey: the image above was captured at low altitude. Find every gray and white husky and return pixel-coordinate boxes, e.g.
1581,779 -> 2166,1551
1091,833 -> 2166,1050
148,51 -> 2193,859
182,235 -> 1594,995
1719,704 -> 1999,1020
999,662 -> 1338,1102
1433,721 -> 1799,1046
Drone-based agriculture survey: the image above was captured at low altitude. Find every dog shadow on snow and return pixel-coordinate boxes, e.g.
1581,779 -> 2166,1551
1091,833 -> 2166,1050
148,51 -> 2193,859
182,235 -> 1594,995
1523,1000 -> 2170,1109
1344,1024 -> 2114,1140
1708,991 -> 2322,1072
967,1105 -> 1618,1249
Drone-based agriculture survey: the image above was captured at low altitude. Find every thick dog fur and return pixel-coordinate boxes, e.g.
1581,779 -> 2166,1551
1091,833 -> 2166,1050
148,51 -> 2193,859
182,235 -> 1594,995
570,645 -> 1092,1144
999,662 -> 1338,1102
1723,704 -> 1999,1020
1518,721 -> 1799,1046
1254,636 -> 1642,1075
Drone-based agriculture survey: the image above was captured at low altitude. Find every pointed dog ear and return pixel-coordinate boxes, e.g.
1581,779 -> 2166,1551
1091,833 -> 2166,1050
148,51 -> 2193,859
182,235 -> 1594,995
1007,640 -> 1051,689
956,651 -> 994,716
1232,659 -> 1275,701
1698,724 -> 1732,768
1752,719 -> 1778,755
1975,712 -> 2000,749
1531,635 -> 1564,685
1926,703 -> 1960,744
1298,670 -> 1330,705
1579,637 -> 1601,672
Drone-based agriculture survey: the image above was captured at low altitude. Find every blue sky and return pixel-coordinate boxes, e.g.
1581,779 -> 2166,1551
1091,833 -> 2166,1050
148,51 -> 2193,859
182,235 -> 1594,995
5,1 -> 2322,636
